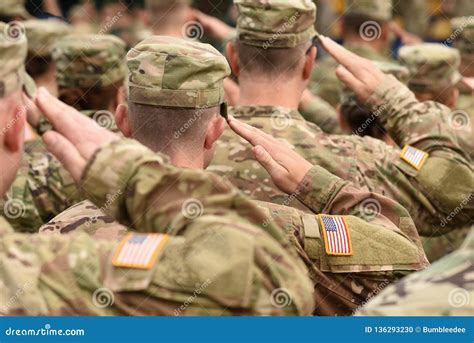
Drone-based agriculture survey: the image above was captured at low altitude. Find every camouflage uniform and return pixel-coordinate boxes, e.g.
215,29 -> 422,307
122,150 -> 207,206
0,140 -> 314,316
357,227 -> 474,316
309,0 -> 394,106
40,164 -> 428,316
299,93 -> 342,134
398,42 -> 474,261
1,34 -> 127,231
210,1 -> 474,238
24,19 -> 72,58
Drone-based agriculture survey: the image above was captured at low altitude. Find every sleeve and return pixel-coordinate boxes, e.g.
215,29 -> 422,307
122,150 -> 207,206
299,95 -> 343,134
363,75 -> 474,234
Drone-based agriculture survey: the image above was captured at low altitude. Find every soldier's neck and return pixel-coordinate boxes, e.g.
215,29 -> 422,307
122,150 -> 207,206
237,77 -> 301,110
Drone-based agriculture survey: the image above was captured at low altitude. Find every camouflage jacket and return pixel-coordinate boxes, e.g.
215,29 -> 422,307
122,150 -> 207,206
299,94 -> 342,134
39,164 -> 428,316
357,227 -> 474,316
0,139 -> 314,316
2,109 -> 121,232
454,91 -> 474,160
309,43 -> 392,106
210,77 -> 474,238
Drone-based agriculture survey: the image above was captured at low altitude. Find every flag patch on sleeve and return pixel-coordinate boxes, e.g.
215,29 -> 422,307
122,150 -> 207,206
319,215 -> 352,256
400,145 -> 429,171
112,233 -> 169,269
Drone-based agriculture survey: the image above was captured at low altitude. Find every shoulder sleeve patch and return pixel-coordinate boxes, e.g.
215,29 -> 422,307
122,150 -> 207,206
400,145 -> 429,171
319,215 -> 352,256
112,233 -> 169,269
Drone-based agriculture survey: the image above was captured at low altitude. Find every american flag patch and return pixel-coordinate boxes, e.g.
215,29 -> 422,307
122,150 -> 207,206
400,145 -> 429,171
112,233 -> 169,269
319,215 -> 352,256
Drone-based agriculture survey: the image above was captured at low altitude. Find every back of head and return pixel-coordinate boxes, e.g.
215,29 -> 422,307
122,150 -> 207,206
398,43 -> 462,102
145,0 -> 191,34
24,19 -> 72,78
233,0 -> 317,79
52,33 -> 127,110
342,0 -> 392,37
126,36 -> 230,154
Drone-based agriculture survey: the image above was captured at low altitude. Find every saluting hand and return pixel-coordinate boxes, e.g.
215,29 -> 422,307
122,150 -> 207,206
227,116 -> 312,194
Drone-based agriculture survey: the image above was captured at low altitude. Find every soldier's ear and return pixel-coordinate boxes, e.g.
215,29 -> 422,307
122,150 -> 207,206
226,42 -> 240,77
4,103 -> 25,153
303,46 -> 317,80
204,115 -> 225,150
115,104 -> 132,137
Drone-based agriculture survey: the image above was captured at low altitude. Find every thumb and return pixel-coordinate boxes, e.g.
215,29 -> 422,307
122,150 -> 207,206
42,131 -> 86,182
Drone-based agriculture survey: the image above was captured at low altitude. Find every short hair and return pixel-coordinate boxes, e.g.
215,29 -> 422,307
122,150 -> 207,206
341,103 -> 387,140
145,0 -> 189,32
235,40 -> 311,79
25,54 -> 53,78
58,80 -> 123,111
342,14 -> 387,36
128,102 -> 220,155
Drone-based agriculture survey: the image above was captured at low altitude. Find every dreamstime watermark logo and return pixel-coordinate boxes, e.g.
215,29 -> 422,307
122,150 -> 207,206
262,12 -> 300,49
3,199 -> 26,219
270,288 -> 293,308
440,192 -> 472,228
174,278 -> 212,315
173,103 -> 211,139
84,190 -> 122,228
92,287 -> 115,308
359,21 -> 382,41
0,281 -> 32,313
448,287 -> 470,308
270,112 -> 293,130
262,189 -> 300,228
448,110 -> 470,131
182,198 -> 204,219
93,110 -> 115,130
182,21 -> 204,41
353,280 -> 390,314
359,198 -> 381,221
351,103 -> 388,136
3,21 -> 26,42
443,16 -> 473,46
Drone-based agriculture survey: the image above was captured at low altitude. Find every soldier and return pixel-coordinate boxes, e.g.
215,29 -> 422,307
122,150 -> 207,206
0,27 -> 314,315
47,33 -> 127,133
210,0 -> 473,244
357,227 -> 473,316
398,43 -> 473,160
39,35 -> 428,316
309,0 -> 394,106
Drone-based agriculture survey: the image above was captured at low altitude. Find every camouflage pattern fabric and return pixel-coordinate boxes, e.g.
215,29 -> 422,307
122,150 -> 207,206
451,16 -> 474,55
234,0 -> 317,48
454,92 -> 474,160
127,36 -> 230,109
398,43 -> 462,94
344,0 -> 393,21
299,94 -> 342,134
309,43 -> 392,107
210,76 -> 474,242
0,139 -> 314,316
421,226 -> 472,262
357,227 -> 474,316
24,20 -> 72,57
52,34 -> 127,88
38,164 -> 428,316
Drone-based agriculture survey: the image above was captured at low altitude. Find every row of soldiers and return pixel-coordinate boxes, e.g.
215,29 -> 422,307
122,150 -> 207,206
0,0 -> 472,316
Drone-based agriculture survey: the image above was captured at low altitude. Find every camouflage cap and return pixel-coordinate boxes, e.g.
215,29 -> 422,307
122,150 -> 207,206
24,19 -> 72,57
145,0 -> 192,6
344,0 -> 393,21
235,0 -> 317,49
341,61 -> 409,106
127,36 -> 230,108
0,0 -> 31,19
52,34 -> 127,88
398,43 -> 462,93
0,21 -> 35,99
451,16 -> 474,55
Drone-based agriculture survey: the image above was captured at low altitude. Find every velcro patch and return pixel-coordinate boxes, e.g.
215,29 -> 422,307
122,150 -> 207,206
400,145 -> 429,171
112,233 -> 169,269
319,215 -> 352,256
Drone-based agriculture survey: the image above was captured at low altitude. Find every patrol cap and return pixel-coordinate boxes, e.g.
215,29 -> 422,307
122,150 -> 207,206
341,61 -> 409,106
451,16 -> 474,55
0,22 -> 35,99
398,43 -> 462,93
0,0 -> 31,19
344,0 -> 393,21
52,34 -> 127,88
24,19 -> 72,57
235,0 -> 317,48
145,0 -> 192,6
127,36 -> 230,108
